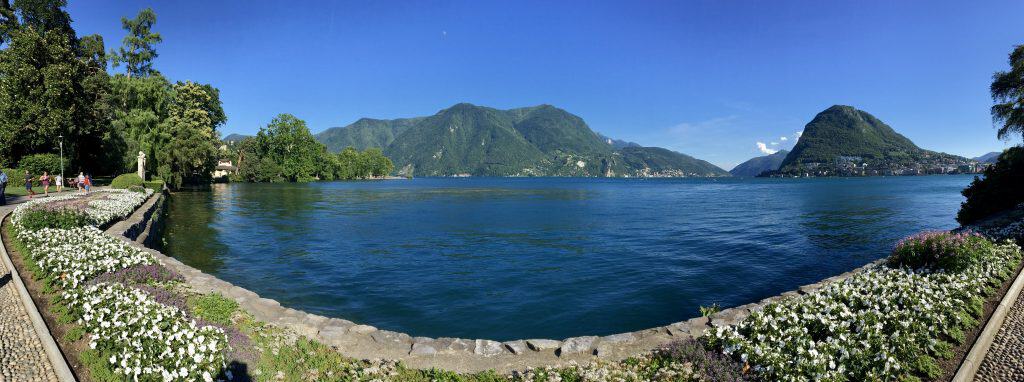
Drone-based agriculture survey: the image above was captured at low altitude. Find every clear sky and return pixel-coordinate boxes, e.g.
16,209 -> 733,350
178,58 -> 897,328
69,0 -> 1023,170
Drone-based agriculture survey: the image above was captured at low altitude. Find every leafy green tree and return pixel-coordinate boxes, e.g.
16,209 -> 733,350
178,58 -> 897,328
991,44 -> 1024,141
109,73 -> 173,173
0,20 -> 111,169
335,147 -> 360,179
155,81 -> 221,188
256,114 -> 324,182
109,7 -> 161,78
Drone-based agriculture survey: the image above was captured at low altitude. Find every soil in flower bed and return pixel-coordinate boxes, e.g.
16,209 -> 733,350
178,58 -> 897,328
2,215 -> 95,382
931,261 -> 1024,382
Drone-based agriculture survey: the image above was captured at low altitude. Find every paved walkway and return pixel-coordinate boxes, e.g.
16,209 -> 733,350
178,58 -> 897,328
0,204 -> 60,382
976,289 -> 1024,381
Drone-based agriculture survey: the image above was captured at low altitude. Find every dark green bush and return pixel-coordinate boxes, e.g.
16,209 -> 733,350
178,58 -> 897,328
143,180 -> 164,191
958,146 -> 1024,224
110,173 -> 144,189
17,208 -> 91,231
888,231 -> 993,272
17,154 -> 63,177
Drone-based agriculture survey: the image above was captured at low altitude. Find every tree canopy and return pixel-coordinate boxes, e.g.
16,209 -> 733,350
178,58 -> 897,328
109,7 -> 161,78
991,44 -> 1024,141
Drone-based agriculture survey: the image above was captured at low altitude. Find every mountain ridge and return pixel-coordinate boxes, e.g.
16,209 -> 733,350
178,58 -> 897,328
314,103 -> 728,177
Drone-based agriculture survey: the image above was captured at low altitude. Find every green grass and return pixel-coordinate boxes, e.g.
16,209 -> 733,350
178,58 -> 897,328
187,293 -> 239,326
3,186 -> 76,197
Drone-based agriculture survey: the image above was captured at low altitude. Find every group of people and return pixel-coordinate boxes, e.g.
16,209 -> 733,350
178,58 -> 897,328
0,169 -> 92,205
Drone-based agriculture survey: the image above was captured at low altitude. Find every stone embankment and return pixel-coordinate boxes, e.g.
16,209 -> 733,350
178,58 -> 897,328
111,192 -> 885,373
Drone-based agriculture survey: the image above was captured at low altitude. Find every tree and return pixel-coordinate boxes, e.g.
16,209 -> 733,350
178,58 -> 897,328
991,44 -> 1024,141
109,73 -> 173,173
258,114 -> 323,182
109,8 -> 161,78
155,81 -> 221,188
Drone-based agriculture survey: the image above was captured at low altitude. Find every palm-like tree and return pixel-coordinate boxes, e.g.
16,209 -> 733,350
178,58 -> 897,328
992,44 -> 1024,140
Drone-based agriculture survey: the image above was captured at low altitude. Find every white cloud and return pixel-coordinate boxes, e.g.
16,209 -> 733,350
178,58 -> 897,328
795,131 -> 803,138
770,142 -> 779,145
780,136 -> 788,141
756,142 -> 778,155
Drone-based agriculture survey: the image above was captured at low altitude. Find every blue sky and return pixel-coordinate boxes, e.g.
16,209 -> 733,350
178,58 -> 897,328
69,1 -> 1022,169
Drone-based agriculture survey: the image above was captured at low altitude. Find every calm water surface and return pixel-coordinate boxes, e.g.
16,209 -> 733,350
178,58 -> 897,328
160,176 -> 973,340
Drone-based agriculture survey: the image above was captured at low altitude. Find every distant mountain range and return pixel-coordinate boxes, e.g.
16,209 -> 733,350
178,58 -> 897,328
730,150 -> 789,177
222,133 -> 251,144
973,151 -> 1001,163
764,105 -> 977,177
313,103 -> 729,177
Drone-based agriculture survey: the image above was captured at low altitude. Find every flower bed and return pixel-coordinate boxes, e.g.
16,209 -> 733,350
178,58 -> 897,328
8,189 -> 229,381
705,234 -> 1022,381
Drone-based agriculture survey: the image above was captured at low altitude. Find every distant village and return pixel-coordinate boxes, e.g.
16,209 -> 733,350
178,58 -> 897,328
763,155 -> 988,178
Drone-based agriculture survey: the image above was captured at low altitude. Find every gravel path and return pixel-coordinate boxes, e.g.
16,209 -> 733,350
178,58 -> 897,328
976,287 -> 1024,381
0,232 -> 60,382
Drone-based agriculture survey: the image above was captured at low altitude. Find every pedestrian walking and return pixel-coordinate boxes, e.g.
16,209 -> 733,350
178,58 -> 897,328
54,173 -> 63,192
0,169 -> 8,206
24,170 -> 36,198
77,172 -> 85,193
84,173 -> 92,193
40,171 -> 50,196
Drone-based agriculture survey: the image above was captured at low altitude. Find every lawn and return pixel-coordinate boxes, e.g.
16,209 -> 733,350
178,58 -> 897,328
4,186 -> 76,198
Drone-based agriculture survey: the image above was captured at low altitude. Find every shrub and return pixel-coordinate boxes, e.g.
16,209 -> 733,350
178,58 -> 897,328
110,173 -> 144,189
958,146 -> 1024,224
143,180 -> 164,191
15,208 -> 91,231
18,154 -> 63,177
888,231 -> 993,271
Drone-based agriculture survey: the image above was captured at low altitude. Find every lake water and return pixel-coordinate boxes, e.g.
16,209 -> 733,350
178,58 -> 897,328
160,176 -> 974,340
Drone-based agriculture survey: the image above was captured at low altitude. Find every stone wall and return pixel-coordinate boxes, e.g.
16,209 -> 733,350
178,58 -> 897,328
110,192 -> 884,373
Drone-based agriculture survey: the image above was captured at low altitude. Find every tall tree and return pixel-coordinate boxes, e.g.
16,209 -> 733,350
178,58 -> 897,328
991,44 -> 1024,141
109,7 -> 161,78
156,81 -> 221,188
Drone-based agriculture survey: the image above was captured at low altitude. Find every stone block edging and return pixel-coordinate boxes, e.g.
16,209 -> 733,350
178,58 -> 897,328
0,209 -> 77,382
952,259 -> 1024,382
109,192 -> 886,373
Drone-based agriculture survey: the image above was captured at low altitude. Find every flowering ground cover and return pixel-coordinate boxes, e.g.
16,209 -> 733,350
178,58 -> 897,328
7,189 -> 230,381
705,232 -> 1022,381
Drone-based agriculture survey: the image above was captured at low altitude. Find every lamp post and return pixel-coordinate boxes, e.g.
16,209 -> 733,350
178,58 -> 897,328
57,135 -> 64,182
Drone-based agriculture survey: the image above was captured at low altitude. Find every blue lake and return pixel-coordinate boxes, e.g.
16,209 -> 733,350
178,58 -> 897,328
160,176 -> 974,340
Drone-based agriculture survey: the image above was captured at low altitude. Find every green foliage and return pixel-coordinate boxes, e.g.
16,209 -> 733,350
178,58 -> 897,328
108,73 -> 173,174
991,45 -> 1024,141
699,303 -> 721,317
887,231 -> 992,272
0,13 -> 112,170
187,293 -> 238,327
109,7 -> 161,78
17,153 -> 62,176
16,208 -> 90,231
959,146 -> 1024,224
143,179 -> 164,191
155,81 -> 222,189
79,349 -> 121,382
110,172 -> 143,189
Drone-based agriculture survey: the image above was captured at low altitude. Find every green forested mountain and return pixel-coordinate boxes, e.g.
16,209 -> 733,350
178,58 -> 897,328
315,103 -> 728,177
774,105 -> 969,176
315,117 -> 423,151
619,146 -> 730,177
973,151 -> 1002,163
730,150 -> 789,177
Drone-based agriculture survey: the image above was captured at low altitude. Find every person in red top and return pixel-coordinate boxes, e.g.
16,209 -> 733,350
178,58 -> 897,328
84,174 -> 92,194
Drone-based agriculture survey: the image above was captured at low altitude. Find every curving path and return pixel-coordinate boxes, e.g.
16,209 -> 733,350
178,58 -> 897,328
975,289 -> 1024,381
0,203 -> 60,382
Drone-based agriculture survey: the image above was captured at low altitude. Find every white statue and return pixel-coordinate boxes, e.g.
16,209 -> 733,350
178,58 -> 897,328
137,151 -> 146,180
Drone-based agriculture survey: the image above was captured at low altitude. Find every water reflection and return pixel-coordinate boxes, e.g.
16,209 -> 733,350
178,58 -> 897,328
160,176 -> 973,340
